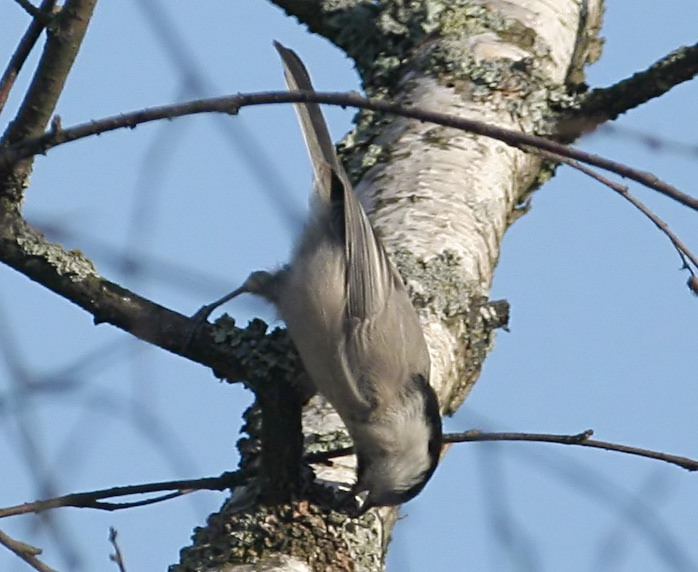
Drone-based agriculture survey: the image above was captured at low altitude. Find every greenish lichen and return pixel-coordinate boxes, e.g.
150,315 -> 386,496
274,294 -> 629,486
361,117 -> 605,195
393,248 -> 479,321
16,233 -> 98,281
421,125 -> 454,149
445,293 -> 509,413
337,108 -> 393,184
171,496 -> 376,572
305,430 -> 353,455
390,248 -> 509,412
333,0 -> 586,187
440,2 -> 504,37
209,317 -> 300,387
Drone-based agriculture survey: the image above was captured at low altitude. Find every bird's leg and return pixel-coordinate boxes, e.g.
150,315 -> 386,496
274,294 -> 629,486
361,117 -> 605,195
188,270 -> 277,340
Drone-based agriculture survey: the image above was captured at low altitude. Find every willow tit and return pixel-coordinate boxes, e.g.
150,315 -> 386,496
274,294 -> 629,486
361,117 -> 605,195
199,42 -> 442,513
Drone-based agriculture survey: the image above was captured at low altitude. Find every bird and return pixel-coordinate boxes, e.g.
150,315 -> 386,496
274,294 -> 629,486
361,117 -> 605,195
194,41 -> 442,514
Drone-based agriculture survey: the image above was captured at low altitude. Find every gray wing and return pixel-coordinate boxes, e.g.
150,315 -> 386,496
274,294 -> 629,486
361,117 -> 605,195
274,41 -> 397,323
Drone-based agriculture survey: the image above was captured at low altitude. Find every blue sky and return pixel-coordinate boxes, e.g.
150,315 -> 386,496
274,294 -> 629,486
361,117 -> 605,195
1,2 -> 697,571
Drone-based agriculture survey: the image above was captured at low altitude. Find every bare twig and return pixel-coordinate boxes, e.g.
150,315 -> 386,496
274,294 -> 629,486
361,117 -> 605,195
308,428 -> 698,472
0,90 -> 694,212
533,147 -> 698,280
445,430 -> 698,471
0,471 -> 247,518
0,1 -> 57,114
0,429 -> 695,521
87,491 -> 189,511
0,528 -> 56,572
108,528 -> 127,572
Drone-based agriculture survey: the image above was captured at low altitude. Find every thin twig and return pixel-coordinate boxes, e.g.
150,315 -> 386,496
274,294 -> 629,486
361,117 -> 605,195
0,0 -> 57,114
0,471 -> 248,518
0,528 -> 56,572
0,429 -> 695,521
0,90 -> 695,212
108,527 -> 127,572
534,147 -> 698,278
308,429 -> 698,472
86,491 -> 189,511
445,430 -> 698,471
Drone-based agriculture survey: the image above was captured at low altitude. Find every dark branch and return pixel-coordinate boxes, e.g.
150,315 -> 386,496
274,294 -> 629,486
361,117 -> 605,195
312,430 -> 698,472
0,471 -> 248,518
0,0 -> 97,201
87,491 -> 188,511
0,205 -> 298,383
0,90 -> 695,212
568,42 -> 698,134
0,0 -> 57,114
1,428 -> 695,522
15,0 -> 56,21
267,0 -> 339,38
0,93 -> 693,366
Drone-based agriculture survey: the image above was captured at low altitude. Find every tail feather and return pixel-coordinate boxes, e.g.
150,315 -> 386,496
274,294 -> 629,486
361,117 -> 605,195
273,41 -> 397,323
273,41 -> 348,198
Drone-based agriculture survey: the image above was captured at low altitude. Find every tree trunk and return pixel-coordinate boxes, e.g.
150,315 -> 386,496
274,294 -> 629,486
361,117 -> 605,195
172,1 -> 604,570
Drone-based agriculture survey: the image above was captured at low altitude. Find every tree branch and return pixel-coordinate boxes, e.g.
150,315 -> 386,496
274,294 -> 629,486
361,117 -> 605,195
15,0 -> 56,22
0,471 -> 248,518
0,90 -> 693,401
108,528 -> 127,572
0,0 -> 98,201
267,0 -> 345,39
446,430 -> 698,471
0,0 -> 57,114
1,428 -> 695,523
0,90 -> 695,212
0,528 -> 56,572
535,147 -> 698,283
567,42 -> 698,135
0,205 -> 299,383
